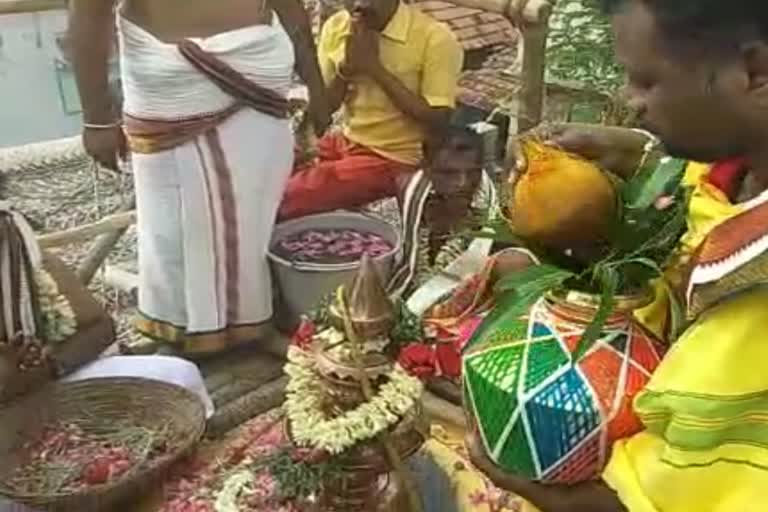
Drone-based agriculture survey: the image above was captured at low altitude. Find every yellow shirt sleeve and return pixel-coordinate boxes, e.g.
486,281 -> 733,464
317,12 -> 348,85
604,287 -> 768,512
420,26 -> 464,108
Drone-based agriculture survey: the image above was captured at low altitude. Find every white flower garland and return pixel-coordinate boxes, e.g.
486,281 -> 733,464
283,346 -> 423,455
34,269 -> 77,343
415,227 -> 467,287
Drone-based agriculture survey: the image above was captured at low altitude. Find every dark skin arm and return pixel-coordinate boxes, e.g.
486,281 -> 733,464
326,75 -> 351,116
466,433 -> 627,512
269,0 -> 331,135
544,123 -> 663,180
369,65 -> 451,128
344,20 -> 451,130
69,0 -> 127,171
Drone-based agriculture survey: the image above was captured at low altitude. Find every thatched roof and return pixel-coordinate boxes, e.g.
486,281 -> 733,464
412,0 -> 517,51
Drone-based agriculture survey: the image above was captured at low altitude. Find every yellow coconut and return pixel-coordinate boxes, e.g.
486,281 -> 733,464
507,139 -> 617,250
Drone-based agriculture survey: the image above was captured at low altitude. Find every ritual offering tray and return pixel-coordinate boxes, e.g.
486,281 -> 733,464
463,289 -> 666,484
0,377 -> 206,511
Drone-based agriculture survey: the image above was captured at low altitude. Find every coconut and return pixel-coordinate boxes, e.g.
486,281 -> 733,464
507,139 -> 617,250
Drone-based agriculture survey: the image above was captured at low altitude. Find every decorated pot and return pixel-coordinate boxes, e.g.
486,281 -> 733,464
462,289 -> 666,484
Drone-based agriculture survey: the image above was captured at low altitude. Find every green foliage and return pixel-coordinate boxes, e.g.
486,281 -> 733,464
547,0 -> 623,94
255,448 -> 341,501
464,264 -> 575,352
390,299 -> 425,344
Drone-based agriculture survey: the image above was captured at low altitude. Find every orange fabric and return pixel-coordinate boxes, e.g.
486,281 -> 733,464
278,133 -> 416,221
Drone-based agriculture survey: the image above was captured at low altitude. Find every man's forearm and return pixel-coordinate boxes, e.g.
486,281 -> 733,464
326,76 -> 348,114
491,474 -> 626,512
69,0 -> 118,123
369,65 -> 451,129
468,437 -> 626,512
533,481 -> 626,512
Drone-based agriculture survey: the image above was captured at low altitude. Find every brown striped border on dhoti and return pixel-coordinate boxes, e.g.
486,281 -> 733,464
135,311 -> 270,356
124,106 -> 242,154
204,129 -> 241,325
130,123 -> 247,350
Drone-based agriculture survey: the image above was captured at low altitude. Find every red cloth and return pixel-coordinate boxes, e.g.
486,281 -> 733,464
278,133 -> 416,221
708,158 -> 747,199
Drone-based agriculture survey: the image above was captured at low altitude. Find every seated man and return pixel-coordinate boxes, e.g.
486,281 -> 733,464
466,0 -> 768,510
0,205 -> 114,402
278,0 -> 464,220
389,123 -> 498,304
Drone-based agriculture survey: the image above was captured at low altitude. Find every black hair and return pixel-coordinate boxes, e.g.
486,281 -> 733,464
423,123 -> 485,164
598,0 -> 768,51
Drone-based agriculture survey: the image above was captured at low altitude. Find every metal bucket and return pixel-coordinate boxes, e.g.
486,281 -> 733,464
268,212 -> 401,328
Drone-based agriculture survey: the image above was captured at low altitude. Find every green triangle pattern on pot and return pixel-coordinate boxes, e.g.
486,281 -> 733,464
481,317 -> 529,348
496,417 -> 537,475
524,336 -> 570,393
464,343 -> 525,448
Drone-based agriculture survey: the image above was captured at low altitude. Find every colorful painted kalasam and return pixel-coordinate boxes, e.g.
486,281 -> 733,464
463,292 -> 665,484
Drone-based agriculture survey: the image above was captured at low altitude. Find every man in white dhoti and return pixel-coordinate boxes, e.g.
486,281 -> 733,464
69,0 -> 330,356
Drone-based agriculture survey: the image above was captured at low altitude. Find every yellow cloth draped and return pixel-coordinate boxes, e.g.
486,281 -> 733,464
422,422 -> 530,512
605,288 -> 768,511
634,162 -> 743,338
604,163 -> 768,511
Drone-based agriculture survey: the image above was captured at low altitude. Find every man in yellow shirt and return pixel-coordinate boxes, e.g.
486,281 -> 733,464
464,1 -> 768,511
279,0 -> 463,220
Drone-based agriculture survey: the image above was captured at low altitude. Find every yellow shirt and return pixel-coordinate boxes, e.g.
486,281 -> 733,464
605,163 -> 768,511
318,3 -> 464,165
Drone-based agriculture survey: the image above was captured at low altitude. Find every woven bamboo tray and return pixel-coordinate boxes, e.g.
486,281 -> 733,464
0,377 -> 206,511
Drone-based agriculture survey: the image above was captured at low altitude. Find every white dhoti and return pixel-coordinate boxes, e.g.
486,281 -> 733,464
118,14 -> 295,354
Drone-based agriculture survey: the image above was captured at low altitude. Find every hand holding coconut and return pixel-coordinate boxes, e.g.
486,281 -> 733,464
544,123 -> 659,180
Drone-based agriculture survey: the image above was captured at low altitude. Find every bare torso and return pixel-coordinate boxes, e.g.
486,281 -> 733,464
120,0 -> 272,42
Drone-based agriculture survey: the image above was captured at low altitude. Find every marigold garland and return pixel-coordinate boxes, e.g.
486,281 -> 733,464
283,346 -> 423,455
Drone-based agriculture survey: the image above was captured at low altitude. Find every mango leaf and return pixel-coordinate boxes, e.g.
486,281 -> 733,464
624,157 -> 687,211
463,265 -> 575,354
494,263 -> 575,294
573,266 -> 618,362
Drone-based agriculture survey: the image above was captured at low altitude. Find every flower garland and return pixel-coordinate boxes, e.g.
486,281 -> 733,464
415,228 -> 467,287
283,347 -> 423,455
34,269 -> 77,343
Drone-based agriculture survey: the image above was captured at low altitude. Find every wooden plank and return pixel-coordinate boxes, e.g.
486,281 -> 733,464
0,0 -> 65,15
205,376 -> 288,438
37,211 -> 136,248
446,0 -> 552,24
77,195 -> 136,285
518,23 -> 549,131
